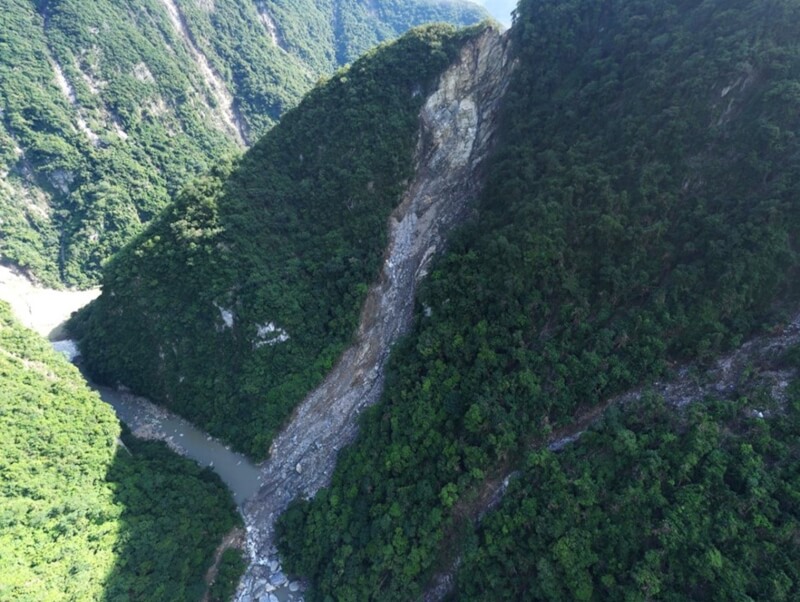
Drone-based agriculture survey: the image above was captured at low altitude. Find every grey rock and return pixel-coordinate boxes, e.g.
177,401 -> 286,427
269,571 -> 287,586
235,26 -> 514,602
253,579 -> 267,592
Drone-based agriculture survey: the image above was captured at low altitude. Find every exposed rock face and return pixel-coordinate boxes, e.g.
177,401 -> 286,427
235,27 -> 515,601
255,1 -> 288,51
158,0 -> 248,145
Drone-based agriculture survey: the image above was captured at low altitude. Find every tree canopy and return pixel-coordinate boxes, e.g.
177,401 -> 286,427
274,0 -> 800,598
0,0 -> 486,287
456,387 -> 800,601
73,23 -> 491,458
0,301 -> 241,601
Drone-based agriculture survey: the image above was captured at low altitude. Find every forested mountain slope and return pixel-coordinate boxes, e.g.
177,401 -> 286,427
0,301 -> 241,601
71,0 -> 800,598
271,0 -> 800,599
0,0 -> 486,287
73,23 -> 491,459
455,384 -> 800,601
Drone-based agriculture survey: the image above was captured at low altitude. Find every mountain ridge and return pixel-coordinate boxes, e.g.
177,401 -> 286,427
272,0 -> 800,598
72,22 -> 496,459
0,0 -> 488,286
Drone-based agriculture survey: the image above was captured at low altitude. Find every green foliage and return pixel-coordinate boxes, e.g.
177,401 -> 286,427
102,431 -> 242,602
74,24 -> 488,458
175,0 -> 486,137
0,0 -> 236,286
0,0 -> 486,287
0,301 -> 240,601
0,168 -> 61,284
331,0 -> 489,67
455,393 -> 800,601
209,548 -> 247,602
274,0 -> 800,599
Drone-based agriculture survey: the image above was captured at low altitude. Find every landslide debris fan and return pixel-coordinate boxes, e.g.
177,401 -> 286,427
0,0 -> 486,287
73,24 -> 490,459
273,0 -> 800,600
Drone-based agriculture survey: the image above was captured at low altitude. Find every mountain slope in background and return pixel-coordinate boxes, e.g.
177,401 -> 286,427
0,301 -> 241,602
0,0 -> 487,287
474,0 -> 516,26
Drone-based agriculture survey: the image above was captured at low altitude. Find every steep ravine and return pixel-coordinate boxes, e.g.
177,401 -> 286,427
235,28 -> 515,602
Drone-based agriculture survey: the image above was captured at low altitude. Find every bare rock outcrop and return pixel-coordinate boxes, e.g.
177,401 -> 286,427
158,0 -> 247,145
235,26 -> 515,602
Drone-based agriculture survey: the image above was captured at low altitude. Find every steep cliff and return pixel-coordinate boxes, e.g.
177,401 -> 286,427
64,0 -> 800,598
0,0 -> 487,286
275,0 -> 800,599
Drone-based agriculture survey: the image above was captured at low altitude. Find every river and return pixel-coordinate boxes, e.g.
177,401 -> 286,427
52,340 -> 263,506
99,383 -> 263,506
0,266 -> 263,504
0,266 -> 302,600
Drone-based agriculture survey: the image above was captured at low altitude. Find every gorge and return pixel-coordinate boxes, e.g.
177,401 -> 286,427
2,23 -> 516,600
4,0 -> 800,600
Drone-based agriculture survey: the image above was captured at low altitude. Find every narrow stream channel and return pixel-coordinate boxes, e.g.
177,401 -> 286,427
52,341 -> 263,506
1,267 -> 301,601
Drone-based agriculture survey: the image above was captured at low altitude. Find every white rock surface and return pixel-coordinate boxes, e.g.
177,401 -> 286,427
0,265 -> 99,338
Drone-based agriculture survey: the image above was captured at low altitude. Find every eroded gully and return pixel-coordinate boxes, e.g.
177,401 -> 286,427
420,310 -> 800,602
236,28 -> 514,602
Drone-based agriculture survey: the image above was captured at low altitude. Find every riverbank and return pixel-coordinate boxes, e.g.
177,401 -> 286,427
0,266 -> 303,601
0,265 -> 263,502
0,265 -> 99,338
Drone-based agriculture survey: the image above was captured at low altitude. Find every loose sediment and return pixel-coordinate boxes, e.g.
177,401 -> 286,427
0,265 -> 99,339
235,27 -> 515,602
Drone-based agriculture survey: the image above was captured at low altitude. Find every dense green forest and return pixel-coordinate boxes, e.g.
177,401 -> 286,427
454,382 -> 800,600
52,0 -> 800,597
208,548 -> 247,602
273,0 -> 800,599
0,300 -> 241,601
0,0 -> 486,287
73,23 -> 490,458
